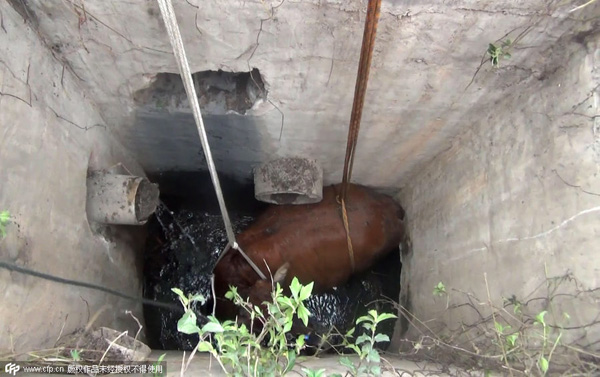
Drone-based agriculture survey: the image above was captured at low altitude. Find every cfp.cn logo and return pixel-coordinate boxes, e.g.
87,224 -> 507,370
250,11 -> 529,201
4,363 -> 20,376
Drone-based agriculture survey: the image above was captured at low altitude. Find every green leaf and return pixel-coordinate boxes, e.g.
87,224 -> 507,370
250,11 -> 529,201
507,333 -> 518,347
225,286 -> 238,300
296,334 -> 305,349
297,305 -> 310,327
494,321 -> 504,333
368,309 -> 379,320
177,311 -> 201,334
356,315 -> 371,324
301,368 -> 326,377
283,321 -> 292,333
539,356 -> 549,373
361,343 -> 372,357
433,282 -> 447,296
374,333 -> 390,343
201,322 -> 225,333
277,296 -> 294,309
197,341 -> 214,352
283,351 -> 297,373
189,294 -> 206,304
339,357 -> 354,369
171,288 -> 188,306
376,313 -> 397,322
70,349 -> 81,361
299,282 -> 314,301
536,311 -> 548,326
346,344 -> 361,355
290,277 -> 302,299
0,211 -> 10,223
368,348 -> 380,363
356,334 -> 371,345
370,365 -> 381,375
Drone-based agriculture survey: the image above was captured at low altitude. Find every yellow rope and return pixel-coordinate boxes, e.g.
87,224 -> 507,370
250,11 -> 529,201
338,196 -> 356,272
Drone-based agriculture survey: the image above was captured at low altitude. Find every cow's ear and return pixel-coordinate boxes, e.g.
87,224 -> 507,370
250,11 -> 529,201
273,262 -> 289,285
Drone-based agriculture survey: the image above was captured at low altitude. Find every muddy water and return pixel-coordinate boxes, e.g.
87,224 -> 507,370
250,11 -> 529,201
143,172 -> 401,351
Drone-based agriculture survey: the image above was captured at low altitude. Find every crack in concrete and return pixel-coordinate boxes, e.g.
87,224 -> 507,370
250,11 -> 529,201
64,0 -> 172,55
246,0 -> 286,140
49,106 -> 106,132
454,7 -> 546,18
453,205 -> 600,262
0,60 -> 32,107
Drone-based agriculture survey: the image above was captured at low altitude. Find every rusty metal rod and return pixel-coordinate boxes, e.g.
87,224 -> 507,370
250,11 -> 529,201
340,0 -> 382,201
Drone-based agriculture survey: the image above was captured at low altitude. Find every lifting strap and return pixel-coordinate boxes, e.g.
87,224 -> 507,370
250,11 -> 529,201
156,0 -> 266,280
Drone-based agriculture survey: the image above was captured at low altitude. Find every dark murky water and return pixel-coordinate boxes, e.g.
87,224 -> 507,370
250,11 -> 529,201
143,172 -> 401,351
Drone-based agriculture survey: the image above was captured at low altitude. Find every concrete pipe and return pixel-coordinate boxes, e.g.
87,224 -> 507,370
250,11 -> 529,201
254,157 -> 323,205
86,172 -> 160,225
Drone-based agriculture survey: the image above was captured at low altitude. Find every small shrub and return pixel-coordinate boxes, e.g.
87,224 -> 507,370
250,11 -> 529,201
173,277 -> 312,376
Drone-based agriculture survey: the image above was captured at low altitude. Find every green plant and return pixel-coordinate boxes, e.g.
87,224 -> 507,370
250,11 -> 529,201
504,295 -> 523,314
487,39 -> 512,67
173,275 -> 313,376
152,353 -> 166,377
302,368 -> 326,377
493,321 -> 519,361
69,349 -> 81,362
0,210 -> 10,238
339,310 -> 397,377
533,310 -> 565,376
433,281 -> 446,296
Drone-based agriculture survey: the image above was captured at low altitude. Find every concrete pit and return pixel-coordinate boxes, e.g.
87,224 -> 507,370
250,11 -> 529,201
0,0 -> 599,375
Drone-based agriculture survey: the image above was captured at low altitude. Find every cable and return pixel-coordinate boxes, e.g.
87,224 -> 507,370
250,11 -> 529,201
0,260 -> 184,313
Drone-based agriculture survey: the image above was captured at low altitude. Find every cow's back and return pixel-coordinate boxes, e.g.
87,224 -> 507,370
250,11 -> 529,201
213,183 -> 405,318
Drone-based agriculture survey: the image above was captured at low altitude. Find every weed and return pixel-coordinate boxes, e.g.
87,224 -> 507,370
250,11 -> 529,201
339,310 -> 397,377
152,353 -> 166,377
173,277 -> 312,376
0,210 -> 10,238
487,39 -> 512,67
433,281 -> 447,297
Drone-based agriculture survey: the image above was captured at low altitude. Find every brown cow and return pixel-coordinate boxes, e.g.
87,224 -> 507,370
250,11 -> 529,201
213,183 -> 405,326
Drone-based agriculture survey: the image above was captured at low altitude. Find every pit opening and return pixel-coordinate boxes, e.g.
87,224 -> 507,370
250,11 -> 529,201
142,171 -> 405,352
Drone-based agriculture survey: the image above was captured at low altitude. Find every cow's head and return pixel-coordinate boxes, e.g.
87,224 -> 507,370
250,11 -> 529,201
237,263 -> 314,337
246,262 -> 290,312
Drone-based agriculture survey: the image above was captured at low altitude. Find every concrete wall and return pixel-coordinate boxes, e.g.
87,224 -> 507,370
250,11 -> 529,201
395,15 -> 600,348
1,0 -> 599,357
19,0 -> 582,189
0,2 -> 146,355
